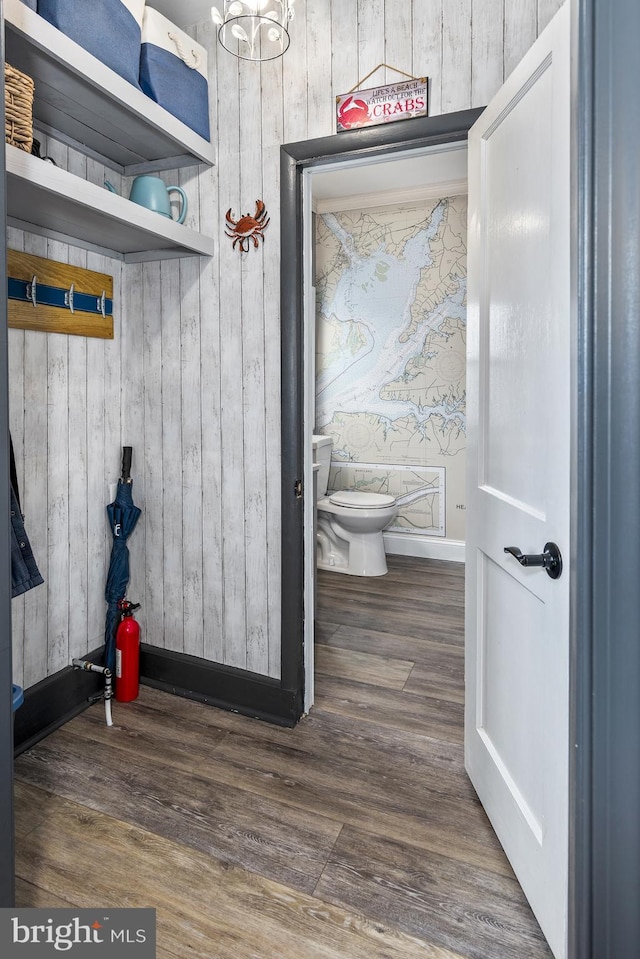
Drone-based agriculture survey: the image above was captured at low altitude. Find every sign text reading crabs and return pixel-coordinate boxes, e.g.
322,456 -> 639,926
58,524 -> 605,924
336,77 -> 428,132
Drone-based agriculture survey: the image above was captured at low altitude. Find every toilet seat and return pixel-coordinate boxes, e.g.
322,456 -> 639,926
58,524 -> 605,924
328,490 -> 396,509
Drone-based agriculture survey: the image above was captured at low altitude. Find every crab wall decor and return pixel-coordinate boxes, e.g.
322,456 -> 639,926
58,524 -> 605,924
225,200 -> 270,253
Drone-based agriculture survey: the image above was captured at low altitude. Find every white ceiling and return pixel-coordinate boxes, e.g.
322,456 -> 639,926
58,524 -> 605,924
311,144 -> 468,205
147,1 -> 214,29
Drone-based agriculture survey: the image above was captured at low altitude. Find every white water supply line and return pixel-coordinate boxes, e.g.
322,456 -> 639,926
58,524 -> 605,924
72,659 -> 113,726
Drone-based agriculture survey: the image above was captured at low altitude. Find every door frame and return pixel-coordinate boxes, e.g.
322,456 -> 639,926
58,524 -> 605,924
279,106 -> 483,710
571,0 -> 640,955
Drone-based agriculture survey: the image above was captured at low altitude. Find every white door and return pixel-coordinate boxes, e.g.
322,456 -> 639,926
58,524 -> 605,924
465,4 -> 571,959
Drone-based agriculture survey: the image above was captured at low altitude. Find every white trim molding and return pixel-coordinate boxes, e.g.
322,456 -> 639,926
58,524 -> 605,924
384,530 -> 465,563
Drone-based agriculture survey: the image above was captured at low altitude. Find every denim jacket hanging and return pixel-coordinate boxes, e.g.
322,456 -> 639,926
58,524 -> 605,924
10,436 -> 43,598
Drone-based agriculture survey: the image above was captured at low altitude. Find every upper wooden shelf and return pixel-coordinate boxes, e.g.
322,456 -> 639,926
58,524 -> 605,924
4,0 -> 215,174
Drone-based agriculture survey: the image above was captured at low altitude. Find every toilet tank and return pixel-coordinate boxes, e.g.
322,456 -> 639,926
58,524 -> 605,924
312,434 -> 332,498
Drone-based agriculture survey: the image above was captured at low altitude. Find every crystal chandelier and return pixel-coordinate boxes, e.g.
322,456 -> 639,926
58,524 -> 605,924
211,1 -> 296,62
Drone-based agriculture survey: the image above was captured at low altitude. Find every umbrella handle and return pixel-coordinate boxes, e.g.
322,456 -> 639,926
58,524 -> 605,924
121,447 -> 132,483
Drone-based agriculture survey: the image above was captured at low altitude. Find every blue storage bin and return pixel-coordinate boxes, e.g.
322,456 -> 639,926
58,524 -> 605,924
38,0 -> 145,89
12,684 -> 24,711
140,7 -> 210,141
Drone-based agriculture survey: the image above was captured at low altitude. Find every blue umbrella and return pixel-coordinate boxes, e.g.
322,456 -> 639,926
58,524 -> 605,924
104,448 -> 141,673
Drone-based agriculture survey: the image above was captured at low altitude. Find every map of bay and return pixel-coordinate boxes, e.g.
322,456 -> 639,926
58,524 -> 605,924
315,196 -> 467,539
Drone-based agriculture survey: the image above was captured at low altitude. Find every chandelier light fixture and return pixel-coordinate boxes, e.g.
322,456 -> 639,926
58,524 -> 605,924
211,1 -> 296,62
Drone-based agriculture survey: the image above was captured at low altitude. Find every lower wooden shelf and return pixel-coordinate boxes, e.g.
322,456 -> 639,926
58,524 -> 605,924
5,146 -> 214,263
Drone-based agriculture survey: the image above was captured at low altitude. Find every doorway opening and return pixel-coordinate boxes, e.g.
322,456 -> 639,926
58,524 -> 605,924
302,138 -> 470,710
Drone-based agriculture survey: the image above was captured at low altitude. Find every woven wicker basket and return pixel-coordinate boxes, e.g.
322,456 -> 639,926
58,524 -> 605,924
5,63 -> 34,153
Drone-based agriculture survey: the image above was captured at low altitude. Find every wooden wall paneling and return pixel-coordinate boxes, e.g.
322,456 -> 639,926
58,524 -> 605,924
86,151 -> 118,651
40,135 -> 67,171
142,262 -> 164,648
239,56 -> 269,676
85,252 -> 107,651
65,148 -> 89,665
504,0 -> 538,80
413,1 -> 443,117
45,238 -> 70,676
357,0 -> 385,87
21,232 -> 49,688
8,227 -> 25,688
159,258 -> 184,652
42,137 -> 71,676
331,0 -> 358,127
281,0 -> 308,144
179,170 -> 204,660
471,0 -> 504,108
196,19 -> 224,667
306,0 -> 333,140
442,0 -> 472,113
120,261 -> 146,623
86,154 -> 122,193
161,147 -> 196,239
260,54 -> 284,680
217,43 -> 247,670
66,257 -> 89,665
102,249 -> 123,633
538,0 -> 565,32
384,0 -> 412,85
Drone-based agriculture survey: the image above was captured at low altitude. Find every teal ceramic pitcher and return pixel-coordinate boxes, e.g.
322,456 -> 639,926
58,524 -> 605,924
105,175 -> 188,224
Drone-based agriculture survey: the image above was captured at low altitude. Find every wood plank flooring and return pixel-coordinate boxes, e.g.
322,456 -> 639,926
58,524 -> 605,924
13,555 -> 552,959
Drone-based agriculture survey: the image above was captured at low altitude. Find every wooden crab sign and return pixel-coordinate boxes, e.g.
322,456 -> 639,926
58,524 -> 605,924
225,200 -> 270,253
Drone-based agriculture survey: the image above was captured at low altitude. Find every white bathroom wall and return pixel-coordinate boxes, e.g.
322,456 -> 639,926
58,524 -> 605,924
10,0 -> 565,689
315,195 -> 468,548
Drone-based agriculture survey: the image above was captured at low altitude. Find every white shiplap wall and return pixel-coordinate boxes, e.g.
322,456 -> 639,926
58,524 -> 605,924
9,136 -> 125,690
10,0 -> 564,689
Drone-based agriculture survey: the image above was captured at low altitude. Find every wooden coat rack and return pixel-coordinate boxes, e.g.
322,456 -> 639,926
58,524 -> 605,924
7,249 -> 114,339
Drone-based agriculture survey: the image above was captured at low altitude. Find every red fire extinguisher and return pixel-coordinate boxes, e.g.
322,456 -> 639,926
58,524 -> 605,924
115,599 -> 141,702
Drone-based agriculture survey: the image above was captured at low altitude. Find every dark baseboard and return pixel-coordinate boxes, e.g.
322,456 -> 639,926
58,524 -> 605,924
14,648 -> 104,755
13,644 -> 302,754
139,644 -> 302,727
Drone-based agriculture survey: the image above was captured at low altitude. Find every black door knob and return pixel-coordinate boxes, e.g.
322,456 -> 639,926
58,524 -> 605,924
504,542 -> 563,579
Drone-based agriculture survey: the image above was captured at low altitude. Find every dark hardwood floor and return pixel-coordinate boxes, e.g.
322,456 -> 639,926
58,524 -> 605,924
13,555 -> 552,959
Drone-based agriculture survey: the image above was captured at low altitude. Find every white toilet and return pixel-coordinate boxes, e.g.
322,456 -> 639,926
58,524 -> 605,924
313,435 -> 398,577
